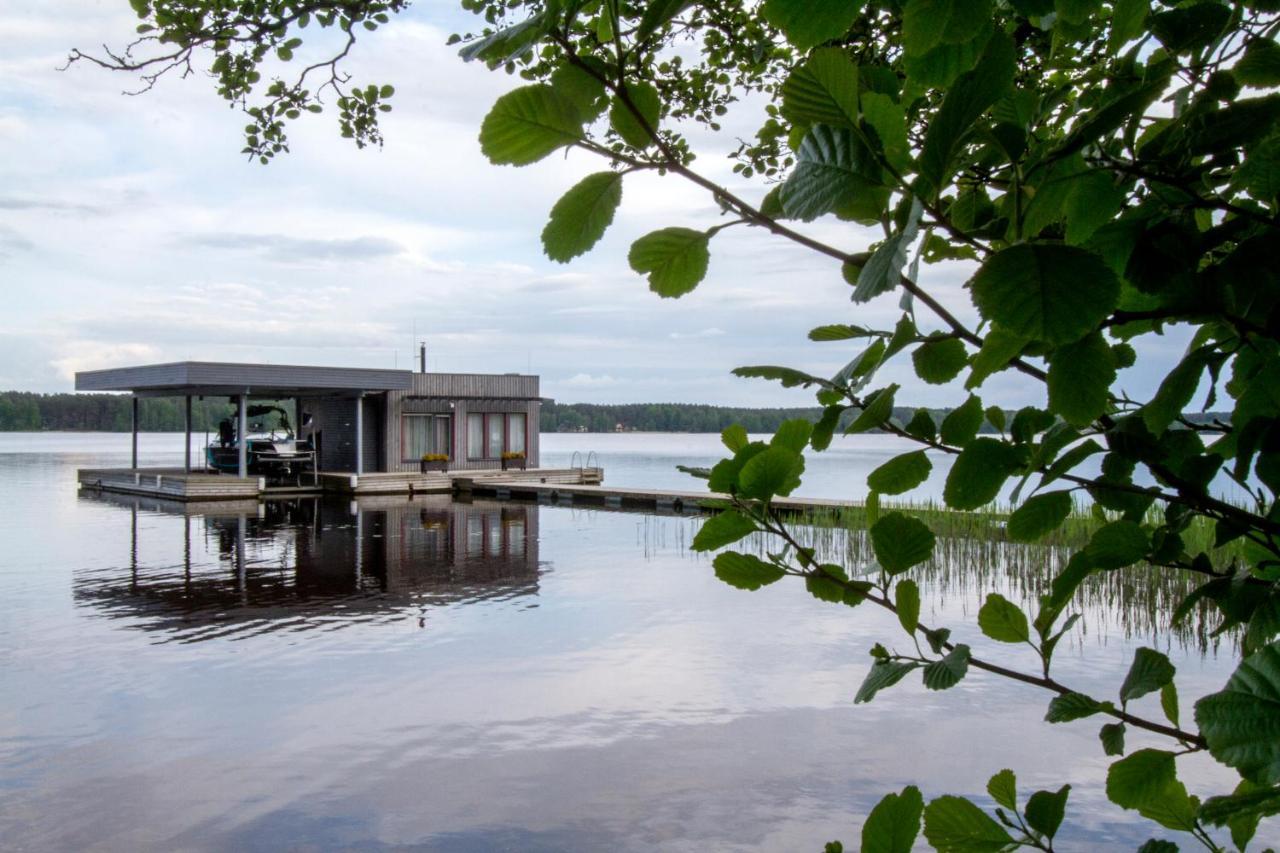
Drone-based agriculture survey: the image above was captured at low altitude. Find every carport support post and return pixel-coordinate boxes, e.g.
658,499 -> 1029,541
130,395 -> 138,470
237,393 -> 248,478
355,393 -> 364,476
183,395 -> 192,473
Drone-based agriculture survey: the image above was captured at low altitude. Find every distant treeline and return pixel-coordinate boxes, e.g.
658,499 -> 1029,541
0,392 -> 1227,435
539,402 -> 1229,434
0,392 -> 236,432
543,402 -> 968,433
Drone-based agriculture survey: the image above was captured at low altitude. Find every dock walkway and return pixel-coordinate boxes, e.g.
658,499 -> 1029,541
78,467 -> 603,501
455,479 -> 857,514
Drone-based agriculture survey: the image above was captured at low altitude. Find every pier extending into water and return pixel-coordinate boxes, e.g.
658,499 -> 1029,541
454,478 -> 856,514
78,466 -> 604,501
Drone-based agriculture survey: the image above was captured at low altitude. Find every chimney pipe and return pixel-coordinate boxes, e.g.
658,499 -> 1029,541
419,342 -> 426,374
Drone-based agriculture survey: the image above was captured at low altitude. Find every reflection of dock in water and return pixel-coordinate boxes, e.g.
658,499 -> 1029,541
73,491 -> 541,641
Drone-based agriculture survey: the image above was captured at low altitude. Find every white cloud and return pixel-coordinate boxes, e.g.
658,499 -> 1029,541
562,373 -> 620,388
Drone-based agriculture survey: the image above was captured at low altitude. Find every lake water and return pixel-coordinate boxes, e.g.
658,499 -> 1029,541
0,432 -> 1268,851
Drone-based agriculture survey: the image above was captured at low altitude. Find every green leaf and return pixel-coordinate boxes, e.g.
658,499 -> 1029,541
919,31 -> 1016,193
867,451 -> 933,495
943,438 -> 1022,510
479,84 -> 585,165
692,510 -> 757,552
781,48 -> 860,127
1236,37 -> 1280,87
1007,491 -> 1073,542
862,785 -> 924,853
781,125 -> 884,222
1160,682 -> 1180,727
1106,749 -> 1198,830
1195,641 -> 1280,785
609,81 -> 661,148
923,795 -> 1015,852
848,385 -> 899,433
1045,692 -> 1108,722
708,441 -> 767,493
1120,647 -> 1176,703
733,365 -> 829,388
1100,722 -> 1126,756
549,63 -> 607,119
628,227 -> 710,297
871,512 -> 937,574
1085,520 -> 1149,569
1024,785 -> 1070,839
913,337 -> 968,384
1143,347 -> 1209,435
722,424 -> 748,452
855,660 -> 919,703
1200,782 -> 1280,836
713,550 -> 786,590
771,418 -> 813,454
923,644 -> 970,690
969,244 -> 1120,345
852,199 -> 923,301
986,769 -> 1017,811
902,0 -> 992,57
1047,332 -> 1115,427
762,0 -> 864,51
896,578 -> 921,634
460,14 -> 553,66
977,593 -> 1030,643
806,572 -> 846,603
636,0 -> 692,42
541,171 -> 623,262
1108,0 -> 1149,52
940,394 -> 985,447
809,323 -> 880,341
862,92 -> 912,171
966,327 -> 1026,390
738,445 -> 805,500
906,408 -> 939,442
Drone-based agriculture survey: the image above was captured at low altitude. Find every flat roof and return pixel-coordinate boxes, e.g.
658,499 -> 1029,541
75,361 -> 414,396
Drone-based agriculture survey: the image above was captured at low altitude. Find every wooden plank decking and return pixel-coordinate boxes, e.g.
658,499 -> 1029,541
455,479 -> 855,514
78,466 -> 605,501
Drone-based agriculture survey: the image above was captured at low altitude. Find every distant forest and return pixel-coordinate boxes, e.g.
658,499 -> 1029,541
0,392 -> 1226,436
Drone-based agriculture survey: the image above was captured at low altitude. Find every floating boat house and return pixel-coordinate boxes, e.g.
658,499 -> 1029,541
73,360 -> 596,500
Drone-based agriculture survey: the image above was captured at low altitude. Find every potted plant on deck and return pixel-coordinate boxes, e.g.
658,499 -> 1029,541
500,451 -> 526,471
420,453 -> 448,473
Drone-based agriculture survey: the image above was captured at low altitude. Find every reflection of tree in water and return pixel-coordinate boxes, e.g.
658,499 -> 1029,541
72,492 -> 541,643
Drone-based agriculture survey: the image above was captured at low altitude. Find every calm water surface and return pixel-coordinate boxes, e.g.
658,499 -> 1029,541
0,432 -> 1270,851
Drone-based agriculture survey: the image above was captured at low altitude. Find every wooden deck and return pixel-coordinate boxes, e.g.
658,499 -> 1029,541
77,466 -> 605,501
455,479 -> 855,514
77,468 -> 264,501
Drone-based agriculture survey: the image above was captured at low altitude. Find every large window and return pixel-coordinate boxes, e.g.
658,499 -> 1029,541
508,413 -> 526,454
487,414 -> 505,458
465,412 -> 528,460
467,413 -> 484,460
402,414 -> 451,461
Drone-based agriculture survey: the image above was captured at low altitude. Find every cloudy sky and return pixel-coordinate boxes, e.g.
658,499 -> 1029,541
0,1 -> 1183,407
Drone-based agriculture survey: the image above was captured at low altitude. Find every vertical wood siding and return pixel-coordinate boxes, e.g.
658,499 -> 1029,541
383,373 -> 541,473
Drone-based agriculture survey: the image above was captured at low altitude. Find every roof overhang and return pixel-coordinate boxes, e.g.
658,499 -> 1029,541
75,361 -> 413,398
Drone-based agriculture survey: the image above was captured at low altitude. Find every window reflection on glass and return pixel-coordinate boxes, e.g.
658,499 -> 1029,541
488,415 -> 505,458
404,415 -> 451,461
467,413 -> 484,460
509,413 -> 526,454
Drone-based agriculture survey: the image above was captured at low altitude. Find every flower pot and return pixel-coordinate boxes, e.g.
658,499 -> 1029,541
501,458 -> 526,471
420,459 -> 448,473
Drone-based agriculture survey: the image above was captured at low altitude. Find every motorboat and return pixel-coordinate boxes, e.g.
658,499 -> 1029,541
206,405 -> 317,484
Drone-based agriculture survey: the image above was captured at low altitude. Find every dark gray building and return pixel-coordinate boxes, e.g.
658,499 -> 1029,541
75,360 -> 541,475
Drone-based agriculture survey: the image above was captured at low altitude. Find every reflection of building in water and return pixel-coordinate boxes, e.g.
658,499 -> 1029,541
73,491 -> 540,640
